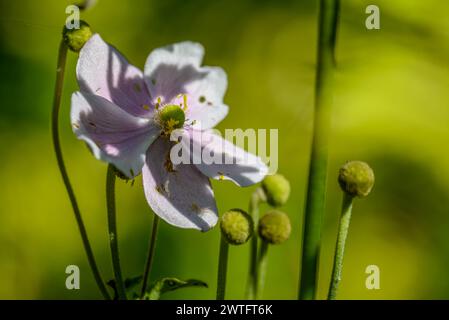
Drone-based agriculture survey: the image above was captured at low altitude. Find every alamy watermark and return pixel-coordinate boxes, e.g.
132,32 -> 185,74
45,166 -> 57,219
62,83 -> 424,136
169,127 -> 279,175
365,264 -> 380,290
365,5 -> 380,30
65,265 -> 80,290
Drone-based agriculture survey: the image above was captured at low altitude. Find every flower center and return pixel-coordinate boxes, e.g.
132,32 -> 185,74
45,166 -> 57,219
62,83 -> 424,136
159,104 -> 185,135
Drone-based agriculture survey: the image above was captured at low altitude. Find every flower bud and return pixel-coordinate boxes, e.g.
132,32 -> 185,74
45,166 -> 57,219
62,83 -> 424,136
62,20 -> 93,52
220,209 -> 253,245
258,210 -> 291,245
338,161 -> 375,198
261,174 -> 290,207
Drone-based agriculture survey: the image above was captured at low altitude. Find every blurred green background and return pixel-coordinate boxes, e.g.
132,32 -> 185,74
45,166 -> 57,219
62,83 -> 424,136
0,0 -> 449,299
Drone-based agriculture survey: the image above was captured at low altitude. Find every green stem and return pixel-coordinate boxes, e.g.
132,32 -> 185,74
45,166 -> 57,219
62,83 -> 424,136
245,187 -> 265,299
140,214 -> 160,298
298,0 -> 340,300
256,241 -> 269,300
216,235 -> 229,300
106,165 -> 127,300
328,193 -> 353,300
51,39 -> 111,300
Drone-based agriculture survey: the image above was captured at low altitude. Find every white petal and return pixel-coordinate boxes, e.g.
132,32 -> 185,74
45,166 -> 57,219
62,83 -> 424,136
185,67 -> 229,130
71,91 -> 160,178
144,41 -> 204,100
142,137 -> 218,232
77,34 -> 153,118
144,41 -> 204,76
178,130 -> 268,187
144,42 -> 228,129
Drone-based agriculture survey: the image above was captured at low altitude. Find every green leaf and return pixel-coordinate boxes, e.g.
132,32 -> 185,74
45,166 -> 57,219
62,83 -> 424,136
143,277 -> 208,300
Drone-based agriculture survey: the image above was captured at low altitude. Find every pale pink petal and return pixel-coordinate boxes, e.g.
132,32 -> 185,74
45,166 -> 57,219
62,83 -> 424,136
176,129 -> 268,187
77,34 -> 153,118
71,91 -> 160,178
142,137 -> 218,231
144,42 -> 228,129
176,67 -> 228,130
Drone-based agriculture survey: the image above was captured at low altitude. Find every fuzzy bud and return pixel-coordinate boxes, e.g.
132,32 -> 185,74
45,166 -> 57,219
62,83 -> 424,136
258,210 -> 291,245
262,174 -> 290,207
220,209 -> 253,245
338,161 -> 375,198
62,20 -> 93,52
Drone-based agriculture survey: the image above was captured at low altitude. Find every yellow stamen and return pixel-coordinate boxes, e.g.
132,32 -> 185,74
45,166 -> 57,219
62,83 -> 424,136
183,94 -> 188,111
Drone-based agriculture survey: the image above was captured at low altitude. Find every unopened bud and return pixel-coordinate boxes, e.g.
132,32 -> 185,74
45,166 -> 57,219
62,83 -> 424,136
262,174 -> 290,207
338,161 -> 375,198
220,209 -> 253,245
258,210 -> 291,245
62,20 -> 93,52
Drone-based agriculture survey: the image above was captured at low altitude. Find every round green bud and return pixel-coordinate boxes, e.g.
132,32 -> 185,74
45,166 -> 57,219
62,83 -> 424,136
262,174 -> 290,207
220,209 -> 253,245
338,161 -> 375,198
62,20 -> 93,52
159,105 -> 186,134
258,210 -> 291,245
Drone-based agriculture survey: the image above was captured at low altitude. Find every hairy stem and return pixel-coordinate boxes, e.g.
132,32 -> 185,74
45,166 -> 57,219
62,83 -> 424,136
106,165 -> 127,300
140,214 -> 160,298
328,193 -> 353,300
51,39 -> 110,300
216,235 -> 229,300
245,188 -> 265,299
256,241 -> 269,300
298,0 -> 340,300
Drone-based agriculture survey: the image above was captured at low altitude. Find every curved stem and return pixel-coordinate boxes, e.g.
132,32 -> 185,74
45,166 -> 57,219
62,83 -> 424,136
140,214 -> 160,298
106,165 -> 127,300
328,193 -> 353,300
245,187 -> 265,299
51,39 -> 111,300
298,0 -> 340,300
256,241 -> 269,300
216,235 -> 229,300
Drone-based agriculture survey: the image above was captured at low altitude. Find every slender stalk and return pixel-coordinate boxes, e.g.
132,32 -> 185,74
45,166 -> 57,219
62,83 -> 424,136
216,235 -> 229,300
328,193 -> 353,300
140,214 -> 160,298
256,241 -> 269,300
106,165 -> 127,300
298,0 -> 340,300
245,188 -> 265,299
51,39 -> 110,300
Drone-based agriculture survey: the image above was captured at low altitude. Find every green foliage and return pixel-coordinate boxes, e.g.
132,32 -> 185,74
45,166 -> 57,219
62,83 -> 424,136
107,276 -> 207,300
143,278 -> 208,300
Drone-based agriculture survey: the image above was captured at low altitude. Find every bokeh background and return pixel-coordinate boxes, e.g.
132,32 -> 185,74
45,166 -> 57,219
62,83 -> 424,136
0,0 -> 448,299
